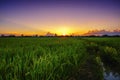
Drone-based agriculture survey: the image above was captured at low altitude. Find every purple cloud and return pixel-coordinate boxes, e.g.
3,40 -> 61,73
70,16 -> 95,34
84,29 -> 120,36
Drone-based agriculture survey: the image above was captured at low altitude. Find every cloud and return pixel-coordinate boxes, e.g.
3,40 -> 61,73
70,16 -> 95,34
83,29 -> 120,36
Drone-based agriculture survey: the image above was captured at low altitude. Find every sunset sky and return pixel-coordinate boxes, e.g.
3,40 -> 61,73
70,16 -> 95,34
0,0 -> 120,35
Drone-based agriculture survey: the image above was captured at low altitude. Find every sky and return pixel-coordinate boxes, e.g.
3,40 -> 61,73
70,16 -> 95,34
0,0 -> 120,35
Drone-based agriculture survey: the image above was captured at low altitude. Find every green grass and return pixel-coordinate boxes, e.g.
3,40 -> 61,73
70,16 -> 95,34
0,37 -> 88,80
84,37 -> 120,50
0,37 -> 120,80
84,37 -> 120,62
84,37 -> 120,73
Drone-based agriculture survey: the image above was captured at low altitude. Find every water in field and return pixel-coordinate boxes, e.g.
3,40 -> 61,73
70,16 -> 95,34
104,72 -> 120,80
101,63 -> 120,80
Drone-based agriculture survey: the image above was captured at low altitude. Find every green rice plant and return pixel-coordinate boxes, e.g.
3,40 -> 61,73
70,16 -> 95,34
99,46 -> 119,65
85,37 -> 120,65
0,37 -> 88,80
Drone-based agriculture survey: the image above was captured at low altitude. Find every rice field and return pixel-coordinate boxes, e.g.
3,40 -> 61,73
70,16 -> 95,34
0,37 -> 120,80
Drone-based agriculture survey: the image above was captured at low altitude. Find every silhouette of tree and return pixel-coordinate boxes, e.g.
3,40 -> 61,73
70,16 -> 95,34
34,34 -> 38,37
55,33 -> 57,36
1,34 -> 5,37
21,34 -> 24,37
8,34 -> 15,37
102,34 -> 108,37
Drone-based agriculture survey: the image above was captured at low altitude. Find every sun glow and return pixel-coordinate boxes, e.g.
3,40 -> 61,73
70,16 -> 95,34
57,27 -> 70,35
62,33 -> 66,36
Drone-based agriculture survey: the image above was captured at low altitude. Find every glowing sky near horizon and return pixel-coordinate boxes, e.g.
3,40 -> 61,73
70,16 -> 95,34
0,0 -> 120,35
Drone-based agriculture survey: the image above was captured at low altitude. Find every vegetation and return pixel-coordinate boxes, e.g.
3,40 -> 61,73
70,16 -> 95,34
0,37 -> 120,80
84,37 -> 120,74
